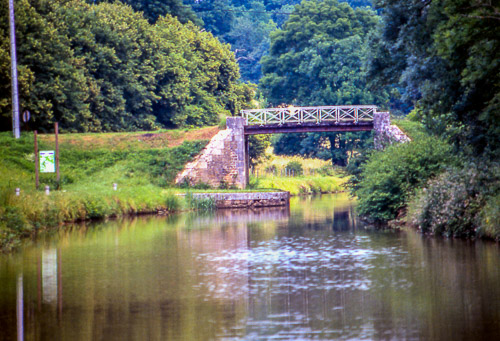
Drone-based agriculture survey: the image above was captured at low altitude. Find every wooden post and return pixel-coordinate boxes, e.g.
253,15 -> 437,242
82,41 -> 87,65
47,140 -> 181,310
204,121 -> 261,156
244,135 -> 249,187
55,122 -> 60,187
34,130 -> 39,189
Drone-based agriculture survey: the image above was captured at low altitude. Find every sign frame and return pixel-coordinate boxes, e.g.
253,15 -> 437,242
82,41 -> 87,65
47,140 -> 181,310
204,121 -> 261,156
39,150 -> 55,173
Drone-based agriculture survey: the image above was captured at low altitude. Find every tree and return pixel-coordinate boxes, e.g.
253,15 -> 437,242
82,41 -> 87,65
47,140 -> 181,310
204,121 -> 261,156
260,0 -> 382,106
369,0 -> 500,159
92,0 -> 201,24
260,0 -> 384,164
0,0 -> 95,132
273,131 -> 372,166
0,0 -> 253,132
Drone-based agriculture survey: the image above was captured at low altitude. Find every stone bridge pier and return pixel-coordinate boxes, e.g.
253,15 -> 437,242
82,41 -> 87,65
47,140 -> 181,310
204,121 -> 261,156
175,113 -> 409,189
175,117 -> 247,189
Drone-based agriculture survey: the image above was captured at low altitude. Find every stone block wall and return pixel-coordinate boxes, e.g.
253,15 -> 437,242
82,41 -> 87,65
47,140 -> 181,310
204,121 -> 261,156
191,192 -> 290,209
175,117 -> 247,189
373,112 -> 411,149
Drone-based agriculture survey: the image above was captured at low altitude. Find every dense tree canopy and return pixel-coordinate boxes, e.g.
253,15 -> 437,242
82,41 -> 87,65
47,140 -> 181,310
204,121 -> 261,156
92,0 -> 201,24
259,0 -> 382,106
369,0 -> 500,158
185,0 -> 374,82
258,0 -> 384,165
0,0 -> 253,132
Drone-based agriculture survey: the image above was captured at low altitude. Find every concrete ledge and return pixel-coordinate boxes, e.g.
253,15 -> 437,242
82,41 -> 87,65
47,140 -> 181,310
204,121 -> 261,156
191,191 -> 290,209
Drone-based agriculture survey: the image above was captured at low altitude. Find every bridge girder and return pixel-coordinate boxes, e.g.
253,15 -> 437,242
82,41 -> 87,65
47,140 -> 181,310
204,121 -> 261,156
244,121 -> 373,135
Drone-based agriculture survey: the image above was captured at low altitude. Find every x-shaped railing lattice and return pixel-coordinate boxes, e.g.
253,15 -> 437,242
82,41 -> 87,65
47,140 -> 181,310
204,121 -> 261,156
241,106 -> 377,125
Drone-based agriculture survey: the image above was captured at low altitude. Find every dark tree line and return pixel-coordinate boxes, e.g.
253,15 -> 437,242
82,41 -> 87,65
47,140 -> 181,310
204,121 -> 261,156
369,0 -> 500,159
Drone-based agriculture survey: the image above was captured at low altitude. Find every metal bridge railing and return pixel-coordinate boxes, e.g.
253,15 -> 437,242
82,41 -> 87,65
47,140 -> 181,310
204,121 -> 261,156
241,105 -> 377,126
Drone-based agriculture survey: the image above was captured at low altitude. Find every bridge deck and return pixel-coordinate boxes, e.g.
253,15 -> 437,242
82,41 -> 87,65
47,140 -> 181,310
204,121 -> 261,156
241,105 -> 377,135
244,121 -> 373,135
241,105 -> 377,126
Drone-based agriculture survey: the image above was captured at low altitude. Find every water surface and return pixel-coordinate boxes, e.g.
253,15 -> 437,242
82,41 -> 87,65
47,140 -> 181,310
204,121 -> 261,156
1,194 -> 499,340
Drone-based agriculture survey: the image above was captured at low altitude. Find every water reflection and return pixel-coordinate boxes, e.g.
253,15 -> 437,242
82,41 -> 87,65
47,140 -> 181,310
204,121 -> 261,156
0,194 -> 499,340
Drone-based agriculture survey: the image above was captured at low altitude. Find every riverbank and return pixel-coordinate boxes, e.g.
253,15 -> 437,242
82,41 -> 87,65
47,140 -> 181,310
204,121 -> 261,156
251,175 -> 347,196
0,130 -> 211,252
350,118 -> 500,241
0,131 -> 348,252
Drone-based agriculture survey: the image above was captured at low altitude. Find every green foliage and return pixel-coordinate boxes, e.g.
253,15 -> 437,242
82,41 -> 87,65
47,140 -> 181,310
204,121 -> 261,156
285,160 -> 303,176
0,0 -> 253,132
480,192 -> 500,241
259,0 -> 384,166
408,164 -> 499,239
273,131 -> 373,167
185,193 -> 216,211
353,135 -> 456,223
254,175 -> 346,196
370,0 -> 500,159
260,0 -> 384,106
248,134 -> 271,165
0,206 -> 28,233
93,0 -> 201,24
0,129 -> 209,251
186,0 -> 374,82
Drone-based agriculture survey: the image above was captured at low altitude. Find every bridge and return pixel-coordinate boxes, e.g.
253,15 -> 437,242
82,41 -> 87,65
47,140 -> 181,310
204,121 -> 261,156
176,105 -> 409,189
242,105 -> 376,134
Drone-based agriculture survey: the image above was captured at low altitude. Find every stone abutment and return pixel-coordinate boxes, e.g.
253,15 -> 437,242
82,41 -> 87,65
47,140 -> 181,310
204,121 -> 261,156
175,114 -> 409,189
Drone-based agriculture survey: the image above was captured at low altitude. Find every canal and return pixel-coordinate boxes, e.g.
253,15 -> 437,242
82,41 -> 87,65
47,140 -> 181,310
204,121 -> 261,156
1,194 -> 499,340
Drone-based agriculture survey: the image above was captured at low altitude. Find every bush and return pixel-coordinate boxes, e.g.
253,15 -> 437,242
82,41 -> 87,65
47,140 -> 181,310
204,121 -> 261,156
480,192 -> 500,240
265,164 -> 277,174
408,164 -> 499,239
354,135 -> 456,222
286,161 -> 303,176
317,164 -> 337,176
0,206 -> 28,233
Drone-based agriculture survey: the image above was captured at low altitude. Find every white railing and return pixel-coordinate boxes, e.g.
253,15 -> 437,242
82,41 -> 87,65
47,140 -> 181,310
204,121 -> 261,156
241,105 -> 377,126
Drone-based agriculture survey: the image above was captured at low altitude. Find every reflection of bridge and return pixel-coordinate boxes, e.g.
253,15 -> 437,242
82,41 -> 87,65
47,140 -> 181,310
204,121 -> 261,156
176,106 -> 409,189
242,105 -> 375,134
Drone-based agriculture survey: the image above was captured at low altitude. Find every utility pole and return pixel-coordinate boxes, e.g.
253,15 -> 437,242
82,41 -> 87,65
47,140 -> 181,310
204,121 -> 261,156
9,0 -> 20,139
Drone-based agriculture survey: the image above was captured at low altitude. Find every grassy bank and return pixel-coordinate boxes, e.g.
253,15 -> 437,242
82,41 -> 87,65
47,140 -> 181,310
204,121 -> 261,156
0,129 -> 349,251
248,146 -> 348,195
0,130 -> 213,251
251,175 -> 347,196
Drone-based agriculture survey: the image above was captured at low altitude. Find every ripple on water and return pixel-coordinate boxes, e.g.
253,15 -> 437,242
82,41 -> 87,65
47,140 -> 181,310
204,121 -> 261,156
193,235 -> 405,300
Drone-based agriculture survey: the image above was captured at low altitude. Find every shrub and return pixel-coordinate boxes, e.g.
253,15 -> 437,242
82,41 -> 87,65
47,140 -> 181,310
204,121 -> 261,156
408,164 -> 499,238
354,135 -> 456,222
286,161 -> 303,176
480,192 -> 500,240
0,206 -> 28,233
265,164 -> 277,174
317,164 -> 337,176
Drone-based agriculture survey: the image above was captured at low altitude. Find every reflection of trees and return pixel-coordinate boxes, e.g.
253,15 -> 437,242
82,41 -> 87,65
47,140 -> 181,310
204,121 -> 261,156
1,217 -> 253,340
364,231 -> 500,340
2,195 -> 499,340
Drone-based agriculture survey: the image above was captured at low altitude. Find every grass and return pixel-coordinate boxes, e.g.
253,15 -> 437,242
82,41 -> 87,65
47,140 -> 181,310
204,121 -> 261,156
251,147 -> 335,176
39,126 -> 219,150
0,129 -> 349,251
391,118 -> 427,140
252,175 -> 347,196
0,131 -> 210,252
248,146 -> 348,195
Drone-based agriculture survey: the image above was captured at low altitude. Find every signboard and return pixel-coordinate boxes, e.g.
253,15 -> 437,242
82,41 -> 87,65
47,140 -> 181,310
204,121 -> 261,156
40,151 -> 55,173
